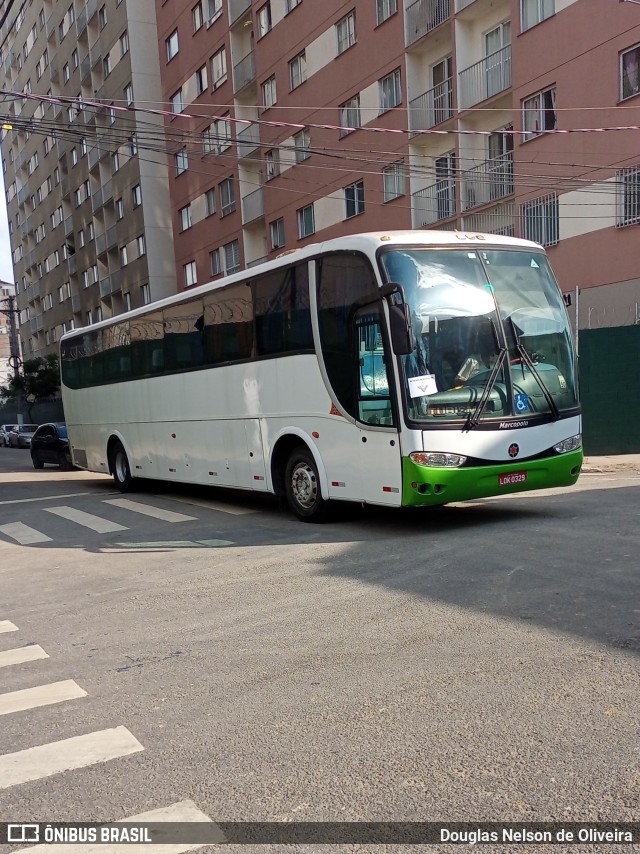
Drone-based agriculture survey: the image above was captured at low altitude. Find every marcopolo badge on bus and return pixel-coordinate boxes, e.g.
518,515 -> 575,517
408,374 -> 438,398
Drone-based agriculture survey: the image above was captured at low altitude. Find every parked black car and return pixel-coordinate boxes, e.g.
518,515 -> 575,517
30,423 -> 72,470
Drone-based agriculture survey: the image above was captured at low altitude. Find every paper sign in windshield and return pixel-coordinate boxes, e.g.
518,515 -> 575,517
408,374 -> 438,398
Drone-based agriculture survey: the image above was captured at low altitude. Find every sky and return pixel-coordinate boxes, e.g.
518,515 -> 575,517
0,171 -> 14,283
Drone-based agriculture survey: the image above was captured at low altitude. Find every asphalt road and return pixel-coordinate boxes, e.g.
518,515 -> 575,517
0,447 -> 639,853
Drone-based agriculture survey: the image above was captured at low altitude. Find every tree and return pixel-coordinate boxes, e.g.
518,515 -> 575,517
0,354 -> 61,419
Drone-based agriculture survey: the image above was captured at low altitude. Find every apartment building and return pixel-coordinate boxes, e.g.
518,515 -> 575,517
0,0 -> 177,359
157,0 -> 640,328
0,280 -> 18,387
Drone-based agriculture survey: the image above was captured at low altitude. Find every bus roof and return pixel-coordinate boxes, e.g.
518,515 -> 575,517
60,230 -> 544,343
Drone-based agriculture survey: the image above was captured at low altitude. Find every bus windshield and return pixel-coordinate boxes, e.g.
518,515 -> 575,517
380,247 -> 578,424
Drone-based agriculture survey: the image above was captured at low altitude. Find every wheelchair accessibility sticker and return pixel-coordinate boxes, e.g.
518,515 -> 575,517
514,392 -> 529,413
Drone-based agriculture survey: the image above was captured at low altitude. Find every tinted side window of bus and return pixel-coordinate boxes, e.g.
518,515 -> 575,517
316,252 -> 377,419
131,312 -> 164,375
253,263 -> 313,356
203,283 -> 254,364
163,300 -> 204,371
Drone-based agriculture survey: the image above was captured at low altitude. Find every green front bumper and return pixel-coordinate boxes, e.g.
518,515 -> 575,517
402,449 -> 583,506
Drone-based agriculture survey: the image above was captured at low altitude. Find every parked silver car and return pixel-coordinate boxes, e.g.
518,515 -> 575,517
1,424 -> 16,447
8,424 -> 39,448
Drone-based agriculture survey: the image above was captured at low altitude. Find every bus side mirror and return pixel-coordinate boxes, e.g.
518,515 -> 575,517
381,283 -> 412,355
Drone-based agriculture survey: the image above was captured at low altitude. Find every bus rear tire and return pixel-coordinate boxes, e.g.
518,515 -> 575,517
284,447 -> 329,523
111,442 -> 134,492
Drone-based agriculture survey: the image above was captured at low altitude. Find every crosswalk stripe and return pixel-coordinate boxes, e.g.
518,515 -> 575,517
11,799 -> 219,853
103,498 -> 197,523
0,522 -> 52,545
0,680 -> 87,717
156,493 -> 255,515
0,726 -> 144,789
44,506 -> 128,533
0,620 -> 18,633
0,645 -> 49,668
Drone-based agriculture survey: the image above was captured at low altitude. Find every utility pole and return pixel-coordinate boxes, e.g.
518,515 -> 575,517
0,294 -> 23,424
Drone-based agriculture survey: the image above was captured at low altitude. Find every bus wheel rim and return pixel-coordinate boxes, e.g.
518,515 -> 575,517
291,463 -> 317,509
115,451 -> 127,482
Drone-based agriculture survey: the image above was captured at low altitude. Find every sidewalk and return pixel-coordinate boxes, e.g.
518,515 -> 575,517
581,454 -> 640,475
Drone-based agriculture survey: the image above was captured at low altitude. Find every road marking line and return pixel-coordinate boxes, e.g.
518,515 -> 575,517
0,492 -> 99,506
103,498 -> 197,523
0,726 -> 144,789
11,799 -> 220,852
0,680 -> 87,717
0,645 -> 49,668
113,539 -> 234,549
156,493 -> 255,515
0,522 -> 52,545
0,620 -> 18,633
44,506 -> 128,533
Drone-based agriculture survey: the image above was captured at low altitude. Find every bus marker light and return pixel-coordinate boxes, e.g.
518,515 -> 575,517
383,486 -> 399,493
209,471 -> 217,476
331,481 -> 345,487
171,433 -> 176,438
499,471 -> 527,486
312,431 -> 319,438
169,468 -> 177,473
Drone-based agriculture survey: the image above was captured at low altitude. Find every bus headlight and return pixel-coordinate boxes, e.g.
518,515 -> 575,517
410,452 -> 467,468
553,434 -> 582,454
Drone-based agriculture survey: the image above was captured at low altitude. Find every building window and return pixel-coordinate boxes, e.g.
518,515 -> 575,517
294,129 -> 311,162
205,188 -> 216,216
71,147 -> 79,166
521,0 -> 554,32
257,3 -> 272,39
224,240 -> 240,274
522,86 -> 556,141
196,65 -> 208,95
63,62 -> 70,82
265,149 -> 280,180
141,284 -> 151,305
129,136 -> 138,156
621,45 -> 640,100
220,178 -> 236,216
383,160 -> 405,201
203,117 -> 231,154
184,261 -> 197,287
289,52 -> 307,90
521,193 -> 559,246
136,235 -> 146,256
262,75 -> 277,109
211,47 -> 227,88
179,204 -> 193,231
210,248 -> 221,275
120,246 -> 129,266
103,54 -> 111,77
170,89 -> 184,114
379,69 -> 401,113
120,30 -> 129,56
111,152 -> 120,172
345,180 -> 365,218
124,292 -> 132,311
297,203 -> 314,238
376,0 -> 397,25
339,95 -> 361,137
193,2 -> 204,31
286,0 -> 301,10
616,166 -> 640,226
124,83 -> 134,106
132,184 -> 142,207
176,149 -> 188,175
336,11 -> 356,55
116,198 -> 124,220
99,5 -> 107,28
166,30 -> 179,61
206,0 -> 222,24
270,217 -> 285,249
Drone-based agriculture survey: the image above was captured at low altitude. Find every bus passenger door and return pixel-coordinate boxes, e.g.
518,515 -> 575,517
355,309 -> 402,505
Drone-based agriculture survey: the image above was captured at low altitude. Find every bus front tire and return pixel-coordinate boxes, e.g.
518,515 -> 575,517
111,442 -> 134,492
284,447 -> 329,523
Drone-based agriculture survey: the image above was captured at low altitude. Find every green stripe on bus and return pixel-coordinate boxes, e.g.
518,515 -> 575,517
401,450 -> 583,507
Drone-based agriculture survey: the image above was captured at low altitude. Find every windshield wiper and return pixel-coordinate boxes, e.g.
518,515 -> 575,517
508,317 -> 560,421
463,346 -> 508,432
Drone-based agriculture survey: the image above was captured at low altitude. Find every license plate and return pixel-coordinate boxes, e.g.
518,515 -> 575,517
499,470 -> 527,486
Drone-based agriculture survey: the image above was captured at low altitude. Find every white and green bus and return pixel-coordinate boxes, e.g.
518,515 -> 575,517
60,231 -> 582,522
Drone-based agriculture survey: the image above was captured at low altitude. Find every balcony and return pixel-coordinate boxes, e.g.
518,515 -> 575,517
87,0 -> 98,21
456,0 -> 476,9
71,293 -> 82,313
233,50 -> 256,94
88,146 -> 100,170
461,152 -> 514,211
412,180 -> 456,227
27,282 -> 40,303
68,254 -> 78,275
458,45 -> 511,110
76,9 -> 87,38
409,79 -> 453,134
406,0 -> 450,46
237,123 -> 260,159
242,187 -> 264,224
80,54 -> 91,82
49,58 -> 59,83
64,216 -> 74,236
229,0 -> 251,25
462,201 -> 515,235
